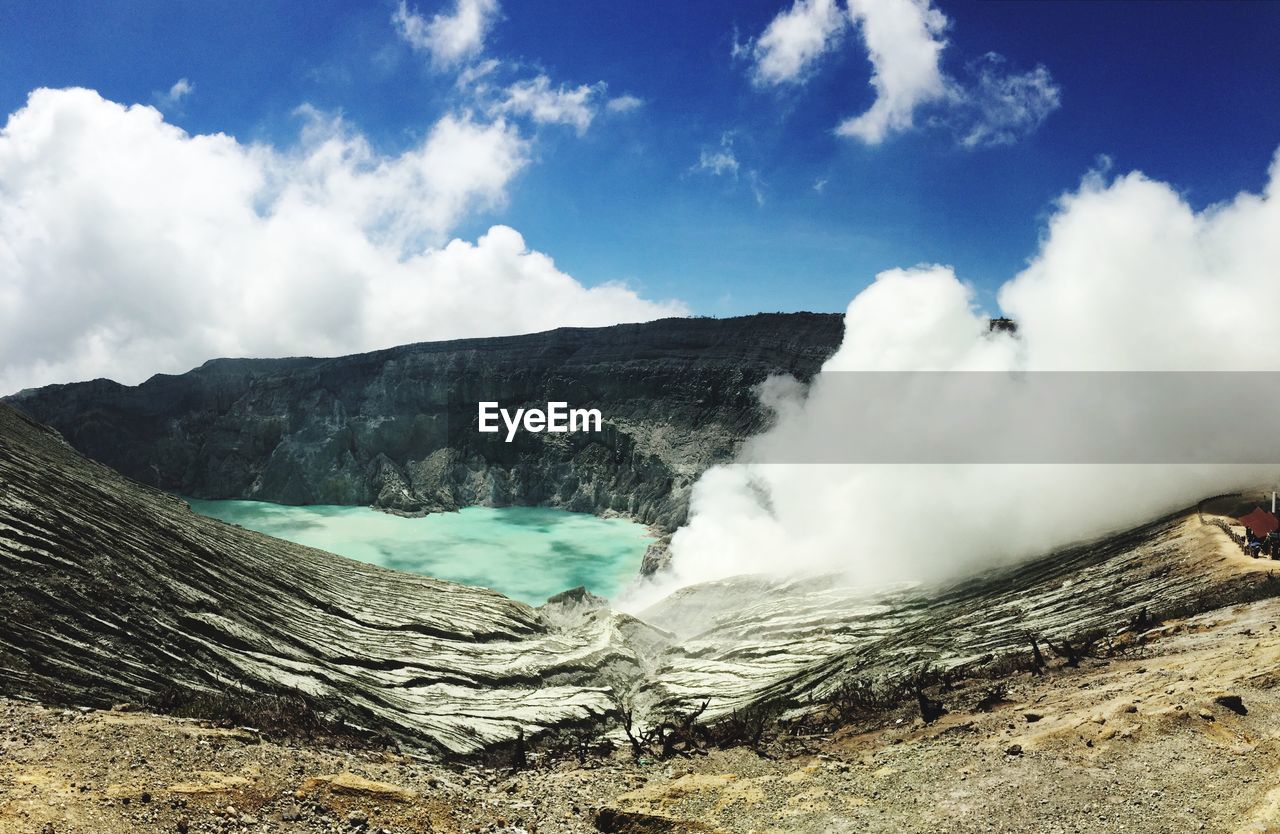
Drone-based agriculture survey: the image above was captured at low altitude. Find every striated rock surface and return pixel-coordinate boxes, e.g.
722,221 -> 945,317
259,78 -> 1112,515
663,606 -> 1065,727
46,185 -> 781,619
4,314 -> 845,534
3,399 -> 1275,762
0,403 -> 656,757
634,511 -> 1279,721
11,594 -> 1280,832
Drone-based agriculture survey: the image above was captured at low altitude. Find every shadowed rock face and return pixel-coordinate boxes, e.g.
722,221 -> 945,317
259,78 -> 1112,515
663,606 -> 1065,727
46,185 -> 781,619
4,314 -> 845,534
0,403 -> 656,758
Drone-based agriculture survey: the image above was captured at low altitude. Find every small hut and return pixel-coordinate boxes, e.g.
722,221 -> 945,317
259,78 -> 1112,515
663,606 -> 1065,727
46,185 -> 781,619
1237,506 -> 1279,556
1238,507 -> 1278,535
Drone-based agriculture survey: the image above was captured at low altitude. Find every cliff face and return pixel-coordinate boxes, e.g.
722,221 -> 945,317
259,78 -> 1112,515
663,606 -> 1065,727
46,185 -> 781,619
5,314 -> 844,531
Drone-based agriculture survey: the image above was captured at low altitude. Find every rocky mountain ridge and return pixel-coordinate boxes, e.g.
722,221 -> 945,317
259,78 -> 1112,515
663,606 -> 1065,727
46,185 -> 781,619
5,314 -> 845,534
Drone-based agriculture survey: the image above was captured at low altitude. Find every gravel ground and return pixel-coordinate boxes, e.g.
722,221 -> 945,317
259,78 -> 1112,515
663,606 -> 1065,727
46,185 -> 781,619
6,595 -> 1280,834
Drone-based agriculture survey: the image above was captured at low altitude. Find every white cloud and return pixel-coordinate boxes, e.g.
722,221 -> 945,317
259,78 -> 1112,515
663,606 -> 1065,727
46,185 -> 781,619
394,3 -> 618,139
731,26 -> 752,62
393,0 -> 499,68
835,0 -> 949,144
456,58 -> 501,89
155,78 -> 195,109
696,150 -> 739,177
745,0 -> 1060,147
746,169 -> 766,206
0,88 -> 686,394
626,149 -> 1280,608
491,75 -> 602,134
280,103 -> 528,255
693,135 -> 740,177
691,136 -> 766,205
997,158 -> 1280,370
952,54 -> 1061,148
749,0 -> 848,86
606,94 -> 644,114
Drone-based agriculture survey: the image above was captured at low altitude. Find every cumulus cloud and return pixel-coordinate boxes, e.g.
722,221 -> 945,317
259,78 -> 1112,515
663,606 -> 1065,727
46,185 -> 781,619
393,0 -> 499,68
490,75 -> 602,134
624,149 -> 1280,608
835,0 -> 949,143
998,159 -> 1280,370
285,103 -> 526,254
748,0 -> 849,86
0,88 -> 686,394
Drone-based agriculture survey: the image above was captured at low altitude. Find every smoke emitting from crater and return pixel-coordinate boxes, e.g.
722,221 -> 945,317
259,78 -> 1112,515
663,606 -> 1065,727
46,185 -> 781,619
624,148 -> 1280,610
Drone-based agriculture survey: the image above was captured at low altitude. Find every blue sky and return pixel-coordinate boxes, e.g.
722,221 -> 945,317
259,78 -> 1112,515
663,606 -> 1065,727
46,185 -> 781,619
0,1 -> 1278,391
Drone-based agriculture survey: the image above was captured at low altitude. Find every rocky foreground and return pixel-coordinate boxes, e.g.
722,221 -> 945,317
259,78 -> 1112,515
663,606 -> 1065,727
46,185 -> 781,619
6,592 -> 1280,834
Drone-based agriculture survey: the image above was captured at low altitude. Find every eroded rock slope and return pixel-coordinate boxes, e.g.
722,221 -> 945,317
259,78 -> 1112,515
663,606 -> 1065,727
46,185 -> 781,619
3,401 -> 1275,764
0,404 -> 652,758
635,511 -> 1279,722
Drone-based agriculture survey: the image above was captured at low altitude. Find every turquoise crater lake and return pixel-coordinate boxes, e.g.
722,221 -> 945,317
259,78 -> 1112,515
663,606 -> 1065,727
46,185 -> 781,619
186,501 -> 653,606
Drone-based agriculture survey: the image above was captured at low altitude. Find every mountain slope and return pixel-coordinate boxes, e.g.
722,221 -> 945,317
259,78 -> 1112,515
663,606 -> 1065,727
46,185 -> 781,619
3,399 -> 1275,766
0,403 -> 650,757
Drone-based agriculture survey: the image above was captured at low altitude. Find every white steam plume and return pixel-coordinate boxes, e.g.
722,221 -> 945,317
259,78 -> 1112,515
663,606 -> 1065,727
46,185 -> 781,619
624,149 -> 1280,610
